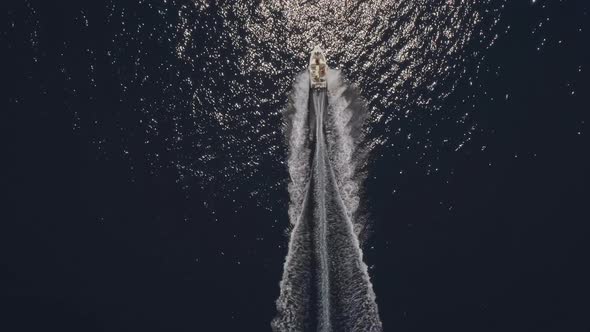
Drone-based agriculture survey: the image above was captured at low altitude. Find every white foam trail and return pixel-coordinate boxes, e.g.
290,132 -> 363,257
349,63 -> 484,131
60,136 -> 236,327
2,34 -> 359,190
286,72 -> 312,227
312,90 -> 332,331
325,70 -> 368,238
273,71 -> 381,331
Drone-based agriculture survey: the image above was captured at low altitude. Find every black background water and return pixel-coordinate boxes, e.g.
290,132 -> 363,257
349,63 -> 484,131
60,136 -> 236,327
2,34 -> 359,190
2,1 -> 589,331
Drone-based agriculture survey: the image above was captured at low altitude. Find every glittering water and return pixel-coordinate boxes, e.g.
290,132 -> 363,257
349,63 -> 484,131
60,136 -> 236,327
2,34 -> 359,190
5,1 -> 503,208
112,0 -> 504,207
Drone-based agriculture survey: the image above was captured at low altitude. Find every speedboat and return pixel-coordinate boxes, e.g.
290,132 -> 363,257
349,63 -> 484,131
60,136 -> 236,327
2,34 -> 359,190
309,45 -> 327,89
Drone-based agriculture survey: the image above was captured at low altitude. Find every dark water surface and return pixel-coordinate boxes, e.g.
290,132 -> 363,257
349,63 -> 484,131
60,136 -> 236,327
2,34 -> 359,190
2,1 -> 589,331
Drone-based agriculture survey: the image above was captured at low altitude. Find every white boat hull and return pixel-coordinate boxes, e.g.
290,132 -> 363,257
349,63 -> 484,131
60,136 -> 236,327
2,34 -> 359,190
309,45 -> 328,89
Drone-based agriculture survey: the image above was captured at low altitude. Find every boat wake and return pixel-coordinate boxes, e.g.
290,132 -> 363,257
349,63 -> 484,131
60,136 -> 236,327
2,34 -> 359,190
272,71 -> 381,331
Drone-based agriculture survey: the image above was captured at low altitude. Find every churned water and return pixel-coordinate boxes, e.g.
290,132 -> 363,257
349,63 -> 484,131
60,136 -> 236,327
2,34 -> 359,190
273,70 -> 380,331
